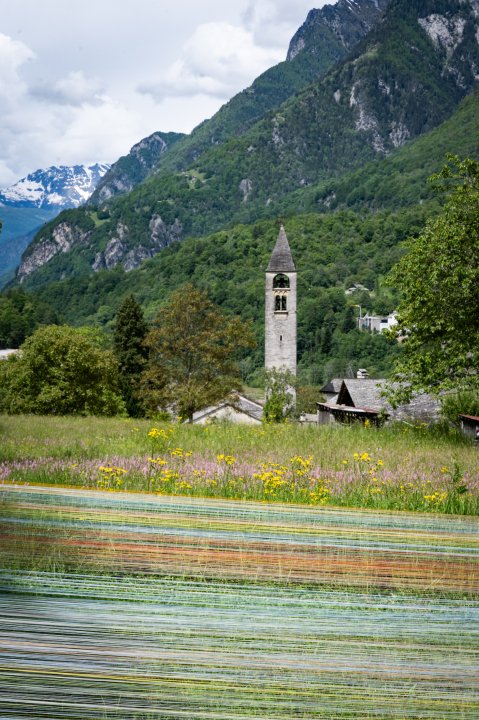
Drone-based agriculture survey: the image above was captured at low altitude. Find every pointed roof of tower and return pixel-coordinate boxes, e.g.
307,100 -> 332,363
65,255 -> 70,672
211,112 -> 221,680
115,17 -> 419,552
266,224 -> 296,272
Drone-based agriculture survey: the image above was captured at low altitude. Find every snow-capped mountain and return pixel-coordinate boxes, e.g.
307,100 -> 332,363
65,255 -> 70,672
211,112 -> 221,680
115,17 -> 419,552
0,163 -> 110,209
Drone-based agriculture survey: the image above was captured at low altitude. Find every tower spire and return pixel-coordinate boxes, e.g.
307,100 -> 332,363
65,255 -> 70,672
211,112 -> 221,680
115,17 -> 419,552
266,224 -> 296,273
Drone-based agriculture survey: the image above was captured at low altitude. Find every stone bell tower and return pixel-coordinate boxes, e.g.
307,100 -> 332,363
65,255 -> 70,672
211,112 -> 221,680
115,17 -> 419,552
265,224 -> 297,378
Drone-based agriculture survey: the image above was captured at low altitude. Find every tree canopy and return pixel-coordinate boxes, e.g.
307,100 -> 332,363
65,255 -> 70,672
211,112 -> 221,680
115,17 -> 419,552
139,284 -> 255,422
113,294 -> 148,417
388,156 -> 479,402
0,325 -> 125,416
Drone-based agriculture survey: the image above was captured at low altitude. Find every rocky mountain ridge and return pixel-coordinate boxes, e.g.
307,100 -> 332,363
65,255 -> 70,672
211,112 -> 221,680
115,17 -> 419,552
89,132 -> 184,205
94,0 -> 390,201
287,0 -> 390,60
14,0 -> 479,286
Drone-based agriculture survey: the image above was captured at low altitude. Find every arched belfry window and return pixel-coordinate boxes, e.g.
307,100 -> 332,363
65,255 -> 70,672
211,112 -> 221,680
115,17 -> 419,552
273,273 -> 290,289
275,295 -> 287,312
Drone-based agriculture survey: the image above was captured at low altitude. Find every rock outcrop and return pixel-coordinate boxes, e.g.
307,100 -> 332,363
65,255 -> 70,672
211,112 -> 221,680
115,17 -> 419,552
17,222 -> 91,282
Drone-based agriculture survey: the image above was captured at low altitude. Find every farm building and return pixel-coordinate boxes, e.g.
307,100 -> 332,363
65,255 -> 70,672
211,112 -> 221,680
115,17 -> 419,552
458,414 -> 479,441
191,395 -> 263,425
317,377 -> 440,426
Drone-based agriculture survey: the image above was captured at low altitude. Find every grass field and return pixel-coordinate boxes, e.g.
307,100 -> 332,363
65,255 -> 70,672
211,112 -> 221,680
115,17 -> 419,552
1,414 -> 478,515
1,417 -> 478,718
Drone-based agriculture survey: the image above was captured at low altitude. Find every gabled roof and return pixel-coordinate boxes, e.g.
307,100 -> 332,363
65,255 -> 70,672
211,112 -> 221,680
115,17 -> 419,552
192,394 -> 264,423
337,379 -> 386,412
330,379 -> 440,421
320,378 -> 344,395
266,225 -> 296,273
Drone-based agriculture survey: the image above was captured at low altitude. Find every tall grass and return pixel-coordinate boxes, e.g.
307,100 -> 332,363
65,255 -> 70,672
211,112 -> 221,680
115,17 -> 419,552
1,414 -> 477,514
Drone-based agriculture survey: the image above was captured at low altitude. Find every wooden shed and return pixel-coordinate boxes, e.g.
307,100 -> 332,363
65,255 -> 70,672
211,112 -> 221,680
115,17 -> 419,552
458,414 -> 479,441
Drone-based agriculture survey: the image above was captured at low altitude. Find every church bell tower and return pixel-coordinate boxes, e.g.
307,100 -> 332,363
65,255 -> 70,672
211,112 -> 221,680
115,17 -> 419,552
265,224 -> 297,378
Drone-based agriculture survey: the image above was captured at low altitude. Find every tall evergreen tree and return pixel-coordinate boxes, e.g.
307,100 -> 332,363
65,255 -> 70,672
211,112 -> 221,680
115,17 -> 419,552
113,294 -> 148,417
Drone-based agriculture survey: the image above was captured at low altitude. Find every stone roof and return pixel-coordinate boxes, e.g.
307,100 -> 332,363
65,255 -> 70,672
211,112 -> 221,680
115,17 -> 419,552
192,394 -> 264,423
337,379 -> 386,412
266,225 -> 296,273
331,379 -> 440,422
320,378 -> 344,395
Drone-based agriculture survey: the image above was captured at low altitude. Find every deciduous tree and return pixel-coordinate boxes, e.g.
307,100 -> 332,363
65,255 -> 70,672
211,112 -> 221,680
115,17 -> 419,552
140,284 -> 255,422
263,368 -> 296,423
388,156 -> 479,403
0,325 -> 125,416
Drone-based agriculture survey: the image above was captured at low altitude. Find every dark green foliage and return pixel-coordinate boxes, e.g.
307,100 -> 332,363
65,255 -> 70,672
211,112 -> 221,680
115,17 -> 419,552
279,87 -> 479,215
296,385 -> 324,415
388,156 -> 479,401
113,295 -> 148,417
441,392 -> 479,425
263,369 -> 296,423
0,289 -> 59,348
18,206 -> 429,384
0,325 -> 125,416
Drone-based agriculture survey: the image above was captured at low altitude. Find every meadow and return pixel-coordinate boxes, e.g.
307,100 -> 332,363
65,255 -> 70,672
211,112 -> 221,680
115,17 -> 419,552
1,414 -> 478,515
1,416 -> 478,718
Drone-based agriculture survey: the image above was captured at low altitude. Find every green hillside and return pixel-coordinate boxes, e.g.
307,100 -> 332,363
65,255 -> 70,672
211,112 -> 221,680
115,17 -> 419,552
19,79 -> 479,294
16,0 -> 479,288
90,131 -> 185,205
15,81 -> 479,380
26,202 -> 437,383
276,87 -> 479,216
89,1 -> 390,207
153,0 -> 390,177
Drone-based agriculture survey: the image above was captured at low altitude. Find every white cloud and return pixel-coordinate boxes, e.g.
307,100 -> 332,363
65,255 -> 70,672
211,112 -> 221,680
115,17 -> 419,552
0,33 -> 34,106
0,1 -> 328,188
139,21 -> 284,101
31,70 -> 105,106
242,0 -> 315,48
47,98 -> 156,167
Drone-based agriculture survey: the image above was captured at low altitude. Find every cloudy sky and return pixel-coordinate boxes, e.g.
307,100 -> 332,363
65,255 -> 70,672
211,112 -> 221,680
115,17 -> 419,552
0,0 -> 328,187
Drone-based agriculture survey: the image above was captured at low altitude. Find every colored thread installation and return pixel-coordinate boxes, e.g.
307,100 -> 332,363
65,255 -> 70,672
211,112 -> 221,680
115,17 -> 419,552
0,484 -> 478,718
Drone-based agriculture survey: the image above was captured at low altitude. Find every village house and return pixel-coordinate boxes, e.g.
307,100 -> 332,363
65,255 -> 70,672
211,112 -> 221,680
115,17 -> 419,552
191,394 -> 263,425
358,312 -> 398,333
458,414 -> 479,442
318,374 -> 440,426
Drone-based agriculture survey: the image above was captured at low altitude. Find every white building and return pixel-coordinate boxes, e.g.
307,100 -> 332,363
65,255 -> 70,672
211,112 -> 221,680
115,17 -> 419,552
358,311 -> 397,333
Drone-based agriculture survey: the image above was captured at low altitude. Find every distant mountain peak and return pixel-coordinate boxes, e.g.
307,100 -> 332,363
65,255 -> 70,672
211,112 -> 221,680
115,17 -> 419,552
0,163 -> 110,210
287,0 -> 390,61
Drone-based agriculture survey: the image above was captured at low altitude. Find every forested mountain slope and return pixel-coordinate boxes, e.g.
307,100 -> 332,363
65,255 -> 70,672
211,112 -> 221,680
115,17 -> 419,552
17,83 -> 479,381
90,1 -> 390,207
15,0 -> 479,288
150,0 -> 391,178
90,132 -> 184,205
